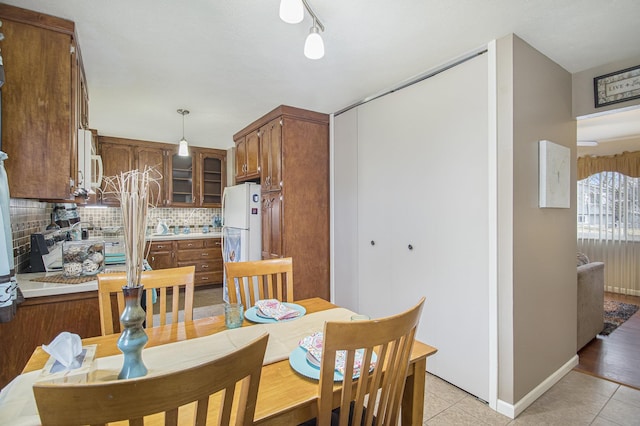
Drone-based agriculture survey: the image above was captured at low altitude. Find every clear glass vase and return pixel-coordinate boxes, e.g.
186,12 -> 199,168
117,285 -> 148,379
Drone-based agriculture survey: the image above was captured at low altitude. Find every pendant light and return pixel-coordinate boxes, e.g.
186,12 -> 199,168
304,17 -> 324,60
177,109 -> 190,157
279,0 -> 304,24
279,0 -> 325,59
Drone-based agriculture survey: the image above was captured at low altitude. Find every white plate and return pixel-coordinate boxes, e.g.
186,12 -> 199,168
244,303 -> 306,323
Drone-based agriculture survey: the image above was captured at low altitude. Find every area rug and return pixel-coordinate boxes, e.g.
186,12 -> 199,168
599,300 -> 640,336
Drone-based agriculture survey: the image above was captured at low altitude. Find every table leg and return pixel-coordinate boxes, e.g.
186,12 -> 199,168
401,357 -> 426,425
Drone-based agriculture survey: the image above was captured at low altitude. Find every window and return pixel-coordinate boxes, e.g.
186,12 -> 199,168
578,171 -> 640,241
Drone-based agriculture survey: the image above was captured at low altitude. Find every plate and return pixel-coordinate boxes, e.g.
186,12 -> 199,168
289,347 -> 378,381
244,303 -> 306,323
289,346 -> 343,381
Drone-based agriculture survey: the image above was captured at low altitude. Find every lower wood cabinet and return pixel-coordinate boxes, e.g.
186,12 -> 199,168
0,291 -> 102,390
146,237 -> 222,286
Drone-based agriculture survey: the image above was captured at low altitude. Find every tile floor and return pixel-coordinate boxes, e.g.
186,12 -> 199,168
424,371 -> 640,425
195,287 -> 640,425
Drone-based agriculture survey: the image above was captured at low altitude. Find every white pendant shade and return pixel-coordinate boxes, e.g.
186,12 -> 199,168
178,139 -> 189,156
304,27 -> 324,59
279,0 -> 304,24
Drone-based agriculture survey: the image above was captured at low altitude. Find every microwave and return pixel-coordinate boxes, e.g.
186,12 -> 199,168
77,128 -> 103,193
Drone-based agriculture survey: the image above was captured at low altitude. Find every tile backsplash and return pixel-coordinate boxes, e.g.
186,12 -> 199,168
8,198 -> 221,273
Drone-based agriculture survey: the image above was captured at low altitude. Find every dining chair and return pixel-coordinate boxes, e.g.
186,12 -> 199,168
33,332 -> 269,426
310,297 -> 426,426
97,265 -> 196,335
224,257 -> 294,307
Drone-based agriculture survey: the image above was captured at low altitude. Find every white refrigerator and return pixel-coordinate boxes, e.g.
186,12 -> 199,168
222,182 -> 261,301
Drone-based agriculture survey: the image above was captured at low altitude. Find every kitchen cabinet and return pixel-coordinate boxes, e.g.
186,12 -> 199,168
197,151 -> 226,207
97,136 -> 226,208
234,131 -> 261,182
176,238 -> 223,285
259,118 -> 282,192
98,139 -> 134,206
0,4 -> 87,200
146,237 -> 222,286
146,241 -> 176,270
261,192 -> 283,259
0,291 -> 101,390
167,151 -> 194,206
234,105 -> 329,301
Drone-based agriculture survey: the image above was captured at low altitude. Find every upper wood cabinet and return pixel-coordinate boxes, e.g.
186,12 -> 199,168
97,136 -> 226,208
260,118 -> 283,192
234,130 -> 260,182
0,4 -> 86,200
234,105 -> 330,301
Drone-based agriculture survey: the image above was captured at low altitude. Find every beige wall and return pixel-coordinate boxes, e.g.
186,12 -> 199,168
573,54 -> 640,118
497,34 -> 577,404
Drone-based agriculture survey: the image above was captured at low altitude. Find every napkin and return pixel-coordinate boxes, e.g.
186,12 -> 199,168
42,332 -> 83,369
298,332 -> 376,377
255,299 -> 300,320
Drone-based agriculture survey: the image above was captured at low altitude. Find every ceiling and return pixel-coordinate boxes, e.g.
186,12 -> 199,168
4,0 -> 640,150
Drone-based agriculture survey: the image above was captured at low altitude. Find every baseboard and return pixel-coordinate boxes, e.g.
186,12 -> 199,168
495,355 -> 579,419
605,286 -> 640,297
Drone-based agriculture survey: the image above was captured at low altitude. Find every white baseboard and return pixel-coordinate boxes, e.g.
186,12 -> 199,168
495,355 -> 579,419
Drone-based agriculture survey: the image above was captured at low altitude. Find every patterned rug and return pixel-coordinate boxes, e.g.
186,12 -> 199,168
599,300 -> 640,336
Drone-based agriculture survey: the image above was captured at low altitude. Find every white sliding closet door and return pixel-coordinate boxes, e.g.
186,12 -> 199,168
340,53 -> 491,400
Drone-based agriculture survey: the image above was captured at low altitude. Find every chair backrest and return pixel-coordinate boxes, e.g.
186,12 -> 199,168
34,333 -> 269,426
97,265 -> 196,335
224,257 -> 294,307
317,297 -> 425,426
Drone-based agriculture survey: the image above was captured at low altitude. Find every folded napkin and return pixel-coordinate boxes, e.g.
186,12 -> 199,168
298,332 -> 375,377
255,299 -> 301,320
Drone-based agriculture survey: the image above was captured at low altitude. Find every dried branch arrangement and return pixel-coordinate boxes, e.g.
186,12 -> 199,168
102,167 -> 161,288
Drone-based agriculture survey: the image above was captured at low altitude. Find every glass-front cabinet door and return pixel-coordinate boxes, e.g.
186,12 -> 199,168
199,151 -> 225,207
168,152 -> 194,206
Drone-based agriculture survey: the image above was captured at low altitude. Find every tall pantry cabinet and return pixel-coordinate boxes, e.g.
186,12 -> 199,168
234,106 -> 330,301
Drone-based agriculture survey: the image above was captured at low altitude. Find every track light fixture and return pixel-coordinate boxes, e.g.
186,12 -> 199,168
177,109 -> 190,157
279,0 -> 325,59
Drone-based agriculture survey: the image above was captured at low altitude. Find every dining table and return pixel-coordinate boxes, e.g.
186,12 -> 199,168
2,297 -> 437,425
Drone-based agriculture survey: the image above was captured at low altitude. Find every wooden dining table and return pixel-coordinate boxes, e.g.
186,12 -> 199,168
21,297 -> 437,425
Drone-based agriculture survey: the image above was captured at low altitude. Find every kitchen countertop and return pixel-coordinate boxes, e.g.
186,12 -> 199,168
17,266 -> 125,299
18,232 -> 222,299
146,231 -> 222,241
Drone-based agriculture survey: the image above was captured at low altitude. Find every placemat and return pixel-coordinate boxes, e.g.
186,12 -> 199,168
29,274 -> 97,284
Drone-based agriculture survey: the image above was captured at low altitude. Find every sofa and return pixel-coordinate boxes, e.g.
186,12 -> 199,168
577,260 -> 605,351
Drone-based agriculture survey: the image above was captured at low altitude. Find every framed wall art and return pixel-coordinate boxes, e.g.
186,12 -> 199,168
539,140 -> 570,208
594,64 -> 640,108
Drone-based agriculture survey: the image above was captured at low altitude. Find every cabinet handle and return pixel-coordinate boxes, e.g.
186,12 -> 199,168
202,264 -> 209,269
201,253 -> 210,257
408,244 -> 413,250
215,242 -> 221,246
151,256 -> 155,261
157,245 -> 164,249
187,243 -> 194,247
370,241 -> 375,246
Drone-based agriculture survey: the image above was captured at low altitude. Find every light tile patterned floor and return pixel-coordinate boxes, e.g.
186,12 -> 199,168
424,371 -> 640,425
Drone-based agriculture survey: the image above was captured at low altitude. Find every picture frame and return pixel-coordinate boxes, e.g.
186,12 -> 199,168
539,140 -> 570,209
593,64 -> 640,108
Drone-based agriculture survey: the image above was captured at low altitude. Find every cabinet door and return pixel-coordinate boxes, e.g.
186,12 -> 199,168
198,151 -> 226,207
261,192 -> 283,259
260,118 -> 282,192
245,131 -> 261,179
1,17 -> 74,200
146,241 -> 176,270
99,142 -> 134,206
167,151 -> 195,207
135,145 -> 167,206
235,136 -> 247,181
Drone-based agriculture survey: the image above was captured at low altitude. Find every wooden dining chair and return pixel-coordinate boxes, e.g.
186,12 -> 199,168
311,297 -> 426,426
224,257 -> 294,307
97,265 -> 196,335
33,332 -> 269,426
